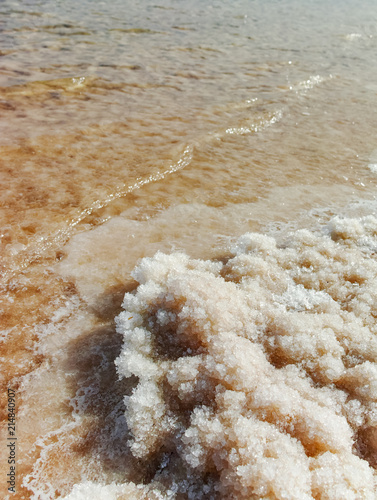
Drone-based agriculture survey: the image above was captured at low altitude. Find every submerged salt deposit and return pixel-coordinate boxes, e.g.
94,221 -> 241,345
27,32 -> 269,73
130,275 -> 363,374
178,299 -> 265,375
111,215 -> 377,499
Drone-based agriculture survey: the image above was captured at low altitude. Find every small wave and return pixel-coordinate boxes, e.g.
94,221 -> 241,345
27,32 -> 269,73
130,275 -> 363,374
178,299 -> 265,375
290,74 -> 332,94
0,145 -> 194,285
344,33 -> 363,41
224,109 -> 283,136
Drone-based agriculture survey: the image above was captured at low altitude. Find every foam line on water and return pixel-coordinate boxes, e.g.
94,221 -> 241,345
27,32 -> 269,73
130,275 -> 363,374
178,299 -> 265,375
0,145 -> 194,285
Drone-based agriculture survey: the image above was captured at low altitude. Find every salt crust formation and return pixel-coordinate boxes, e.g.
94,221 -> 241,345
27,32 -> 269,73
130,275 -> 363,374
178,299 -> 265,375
68,215 -> 377,499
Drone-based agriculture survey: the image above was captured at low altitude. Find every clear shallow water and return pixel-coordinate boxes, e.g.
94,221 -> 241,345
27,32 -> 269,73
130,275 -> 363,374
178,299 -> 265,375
2,0 -> 377,498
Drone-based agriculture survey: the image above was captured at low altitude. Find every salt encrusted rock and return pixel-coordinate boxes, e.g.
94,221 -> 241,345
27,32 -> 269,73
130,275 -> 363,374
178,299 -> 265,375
114,216 -> 377,499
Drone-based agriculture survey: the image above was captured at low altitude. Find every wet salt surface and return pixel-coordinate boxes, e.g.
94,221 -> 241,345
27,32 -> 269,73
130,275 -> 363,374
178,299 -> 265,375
2,0 -> 377,498
111,215 -> 377,498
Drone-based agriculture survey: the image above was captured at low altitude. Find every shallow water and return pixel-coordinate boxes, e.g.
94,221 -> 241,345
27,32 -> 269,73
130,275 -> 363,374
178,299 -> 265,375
2,0 -> 377,498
